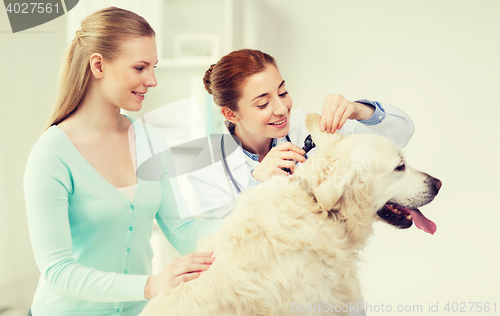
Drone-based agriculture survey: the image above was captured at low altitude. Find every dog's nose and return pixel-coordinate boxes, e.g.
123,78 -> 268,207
430,176 -> 442,192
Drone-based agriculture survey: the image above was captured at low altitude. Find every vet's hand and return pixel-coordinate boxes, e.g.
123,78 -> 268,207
144,252 -> 215,299
320,94 -> 375,133
251,142 -> 306,182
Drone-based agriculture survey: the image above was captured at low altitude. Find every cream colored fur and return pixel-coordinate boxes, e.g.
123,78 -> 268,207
139,113 -> 439,316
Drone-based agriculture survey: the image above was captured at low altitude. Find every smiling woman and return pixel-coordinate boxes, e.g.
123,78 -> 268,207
23,6 -> 214,316
167,48 -> 417,254
45,7 -> 156,129
85,36 -> 158,113
221,65 -> 293,158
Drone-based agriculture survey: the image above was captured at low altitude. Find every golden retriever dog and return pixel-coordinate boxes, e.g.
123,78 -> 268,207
139,113 -> 441,316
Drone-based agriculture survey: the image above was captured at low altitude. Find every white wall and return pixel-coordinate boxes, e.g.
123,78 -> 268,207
1,0 -> 499,314
0,11 -> 67,313
241,0 -> 500,312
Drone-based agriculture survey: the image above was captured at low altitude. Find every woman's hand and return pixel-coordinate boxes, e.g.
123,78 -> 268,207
144,252 -> 215,299
251,142 -> 306,182
320,94 -> 375,133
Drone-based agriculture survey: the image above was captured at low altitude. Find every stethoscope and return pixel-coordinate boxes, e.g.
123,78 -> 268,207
221,134 -> 315,194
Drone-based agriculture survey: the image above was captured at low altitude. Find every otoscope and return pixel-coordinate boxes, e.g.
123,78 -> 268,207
301,134 -> 315,159
282,134 -> 315,174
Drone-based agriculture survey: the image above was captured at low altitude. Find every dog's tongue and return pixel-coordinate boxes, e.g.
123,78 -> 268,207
408,209 -> 437,234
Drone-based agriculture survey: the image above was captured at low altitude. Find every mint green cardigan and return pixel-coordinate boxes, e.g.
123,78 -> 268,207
24,117 -> 223,315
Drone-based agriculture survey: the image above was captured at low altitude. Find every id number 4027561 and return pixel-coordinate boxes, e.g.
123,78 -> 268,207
444,302 -> 496,313
5,2 -> 60,14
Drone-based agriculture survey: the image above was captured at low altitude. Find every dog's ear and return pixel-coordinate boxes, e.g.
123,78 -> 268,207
308,159 -> 356,212
305,113 -> 343,150
302,155 -> 373,213
302,113 -> 345,211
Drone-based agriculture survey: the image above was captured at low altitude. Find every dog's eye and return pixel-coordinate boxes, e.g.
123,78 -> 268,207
395,163 -> 406,172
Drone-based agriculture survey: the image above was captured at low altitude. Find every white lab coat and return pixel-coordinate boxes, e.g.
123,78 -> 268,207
187,102 -> 414,220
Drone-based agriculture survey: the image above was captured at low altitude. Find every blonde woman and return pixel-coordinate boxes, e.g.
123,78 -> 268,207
24,7 -> 213,316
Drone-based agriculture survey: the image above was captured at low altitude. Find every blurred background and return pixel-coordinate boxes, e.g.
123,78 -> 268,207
1,0 -> 499,315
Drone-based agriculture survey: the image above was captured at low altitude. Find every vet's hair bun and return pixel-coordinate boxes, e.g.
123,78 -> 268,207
203,64 -> 216,95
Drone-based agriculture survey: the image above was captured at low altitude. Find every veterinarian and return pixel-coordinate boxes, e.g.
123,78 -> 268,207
163,49 -> 416,255
23,7 -> 214,316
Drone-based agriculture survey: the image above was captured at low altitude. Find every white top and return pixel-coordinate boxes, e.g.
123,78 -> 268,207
116,183 -> 138,203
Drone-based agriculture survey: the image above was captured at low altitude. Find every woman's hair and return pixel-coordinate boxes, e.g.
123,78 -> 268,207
45,7 -> 155,130
203,49 -> 277,128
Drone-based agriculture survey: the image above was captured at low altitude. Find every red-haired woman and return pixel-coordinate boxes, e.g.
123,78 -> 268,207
165,49 -> 414,253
